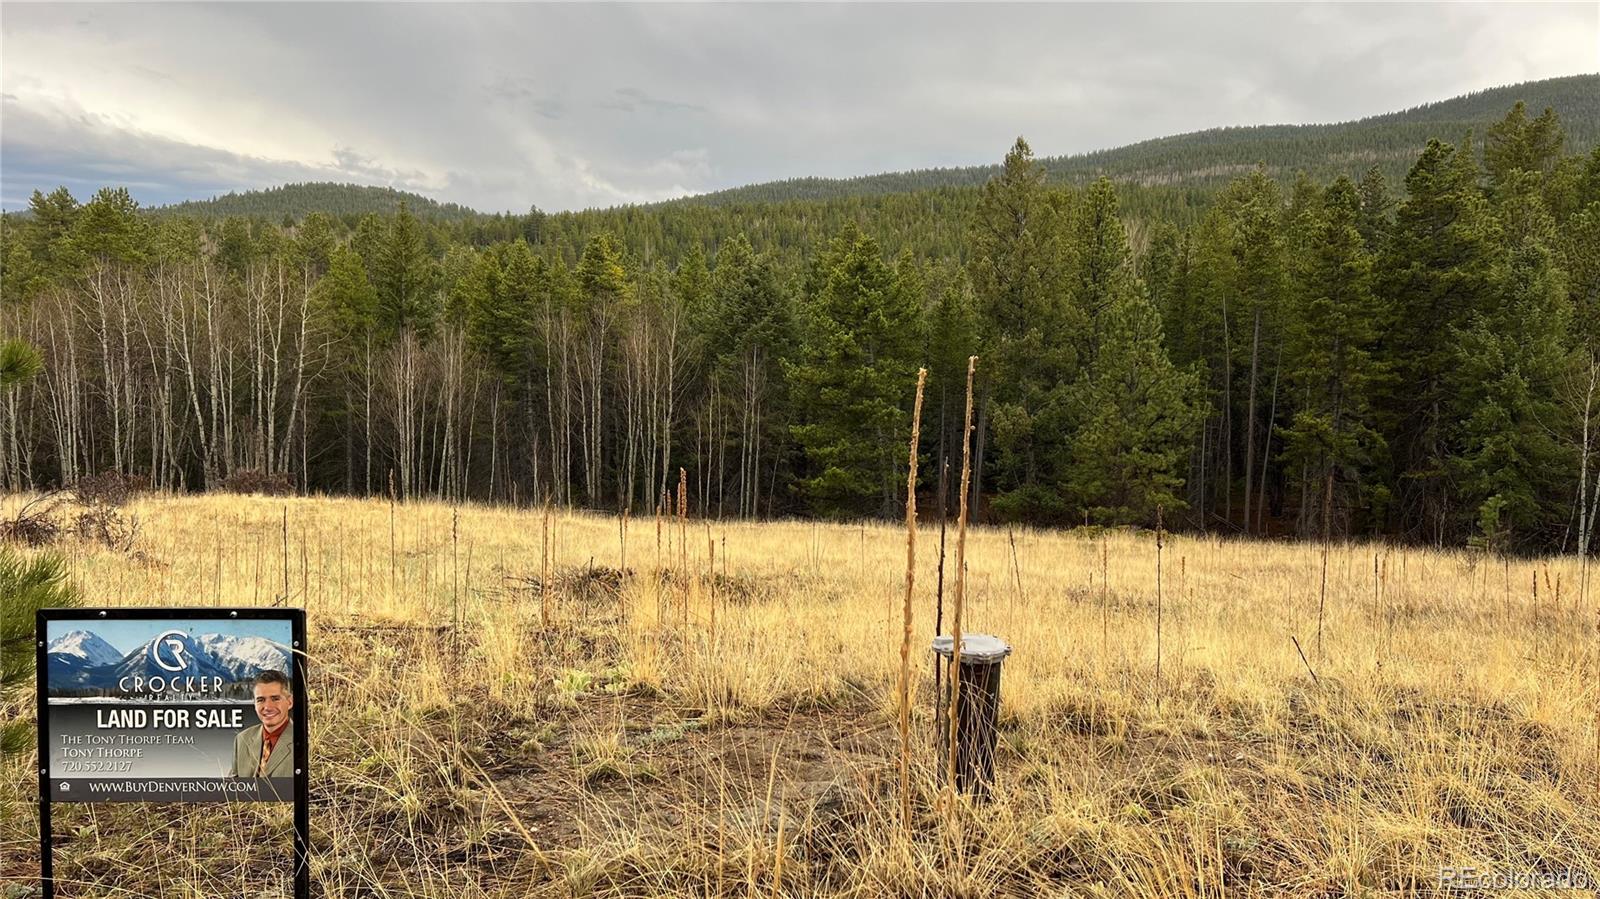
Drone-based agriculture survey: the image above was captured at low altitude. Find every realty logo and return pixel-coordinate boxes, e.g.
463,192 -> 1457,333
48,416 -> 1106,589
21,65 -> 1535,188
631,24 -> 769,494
150,630 -> 190,673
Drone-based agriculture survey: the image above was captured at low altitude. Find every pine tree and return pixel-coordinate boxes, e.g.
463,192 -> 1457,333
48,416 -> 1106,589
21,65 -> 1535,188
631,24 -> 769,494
1376,138 -> 1504,542
216,217 -> 255,279
670,245 -> 714,419
922,261 -> 979,495
1232,171 -> 1288,533
294,212 -> 336,277
1066,284 -> 1204,524
1446,169 -> 1572,547
1356,166 -> 1393,252
374,204 -> 438,338
990,177 -> 1148,522
1184,201 -> 1238,523
315,245 -> 380,342
788,227 -> 923,517
437,245 -> 481,328
27,187 -> 81,256
1581,147 -> 1600,209
477,240 -> 544,382
458,244 -> 502,356
1562,202 -> 1600,348
1141,220 -> 1182,324
968,138 -> 1067,343
351,213 -> 385,282
1151,225 -> 1201,372
1541,155 -> 1588,225
73,187 -> 147,265
0,340 -> 43,390
1484,101 -> 1565,189
1281,177 -> 1386,536
1,551 -> 78,755
967,138 -> 1076,513
671,246 -> 712,328
576,233 -> 628,298
1284,173 -> 1323,261
1184,169 -> 1287,531
14,187 -> 82,295
1070,178 -> 1137,360
702,234 -> 793,517
313,244 -> 382,493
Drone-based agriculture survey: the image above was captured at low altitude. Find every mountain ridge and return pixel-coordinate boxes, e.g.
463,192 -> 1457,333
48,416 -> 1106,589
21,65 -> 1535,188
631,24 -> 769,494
661,73 -> 1600,207
40,73 -> 1596,222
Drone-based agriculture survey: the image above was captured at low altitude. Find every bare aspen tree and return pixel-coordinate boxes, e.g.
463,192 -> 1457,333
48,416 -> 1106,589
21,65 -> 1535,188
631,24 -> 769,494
1571,351 -> 1600,556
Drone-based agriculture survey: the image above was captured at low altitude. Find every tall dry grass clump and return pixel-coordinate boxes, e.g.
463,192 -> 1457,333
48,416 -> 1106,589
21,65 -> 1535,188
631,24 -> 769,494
946,356 -> 977,804
898,368 -> 926,828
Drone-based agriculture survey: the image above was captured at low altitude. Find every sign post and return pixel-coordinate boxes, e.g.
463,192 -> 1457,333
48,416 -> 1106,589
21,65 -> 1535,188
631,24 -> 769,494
35,607 -> 308,898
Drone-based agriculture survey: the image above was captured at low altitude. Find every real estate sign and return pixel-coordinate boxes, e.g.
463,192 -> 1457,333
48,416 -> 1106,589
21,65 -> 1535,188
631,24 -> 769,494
40,610 -> 304,802
36,607 -> 309,896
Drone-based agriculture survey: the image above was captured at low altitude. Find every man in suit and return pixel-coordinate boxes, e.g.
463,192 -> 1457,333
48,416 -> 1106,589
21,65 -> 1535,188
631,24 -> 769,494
229,669 -> 295,779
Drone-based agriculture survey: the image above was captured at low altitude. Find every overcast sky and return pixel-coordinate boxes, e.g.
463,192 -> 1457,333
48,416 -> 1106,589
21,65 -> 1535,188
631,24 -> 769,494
1,2 -> 1595,213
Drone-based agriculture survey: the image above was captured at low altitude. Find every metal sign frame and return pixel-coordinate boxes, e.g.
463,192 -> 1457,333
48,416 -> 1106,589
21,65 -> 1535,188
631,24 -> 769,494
35,607 -> 309,899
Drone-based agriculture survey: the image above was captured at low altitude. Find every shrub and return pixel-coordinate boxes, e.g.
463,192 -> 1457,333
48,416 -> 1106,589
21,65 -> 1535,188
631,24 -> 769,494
0,494 -> 62,546
218,469 -> 295,496
71,471 -> 150,507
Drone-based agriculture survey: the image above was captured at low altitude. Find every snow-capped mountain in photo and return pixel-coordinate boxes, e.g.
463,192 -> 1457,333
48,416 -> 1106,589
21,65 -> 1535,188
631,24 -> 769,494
46,629 -> 127,683
45,629 -> 290,692
98,631 -> 236,688
196,634 -> 291,679
48,630 -> 124,667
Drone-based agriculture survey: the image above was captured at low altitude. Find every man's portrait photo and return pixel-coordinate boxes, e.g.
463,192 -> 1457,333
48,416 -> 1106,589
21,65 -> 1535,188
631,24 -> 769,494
229,669 -> 295,779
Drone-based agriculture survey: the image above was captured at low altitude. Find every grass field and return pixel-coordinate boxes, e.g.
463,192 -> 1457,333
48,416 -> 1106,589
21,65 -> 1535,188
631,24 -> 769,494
3,492 -> 1598,897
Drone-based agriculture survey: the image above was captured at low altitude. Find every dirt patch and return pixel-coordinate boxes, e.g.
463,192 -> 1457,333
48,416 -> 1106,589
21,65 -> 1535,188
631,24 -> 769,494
318,690 -> 903,896
465,694 -> 895,845
491,564 -> 784,610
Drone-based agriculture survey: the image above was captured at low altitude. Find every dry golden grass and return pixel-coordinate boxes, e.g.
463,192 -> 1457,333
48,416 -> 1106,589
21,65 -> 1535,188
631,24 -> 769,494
3,491 -> 1598,897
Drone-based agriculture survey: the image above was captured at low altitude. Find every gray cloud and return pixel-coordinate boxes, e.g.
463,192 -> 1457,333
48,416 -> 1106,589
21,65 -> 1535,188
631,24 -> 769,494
2,3 -> 1594,213
605,87 -> 707,115
0,94 -> 439,210
485,77 -> 565,120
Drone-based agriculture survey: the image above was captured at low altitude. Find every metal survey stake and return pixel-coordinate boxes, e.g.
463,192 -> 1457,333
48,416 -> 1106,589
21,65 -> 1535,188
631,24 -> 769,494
36,607 -> 309,899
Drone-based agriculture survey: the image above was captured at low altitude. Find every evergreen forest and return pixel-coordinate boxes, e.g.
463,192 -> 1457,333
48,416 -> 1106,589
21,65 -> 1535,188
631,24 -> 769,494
4,82 -> 1600,554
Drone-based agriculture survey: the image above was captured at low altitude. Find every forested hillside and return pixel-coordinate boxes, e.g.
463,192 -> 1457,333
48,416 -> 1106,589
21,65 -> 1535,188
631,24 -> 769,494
3,92 -> 1599,553
153,182 -> 484,223
671,74 -> 1600,205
